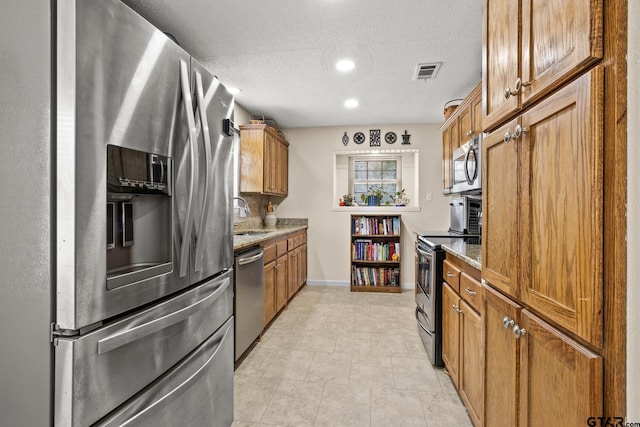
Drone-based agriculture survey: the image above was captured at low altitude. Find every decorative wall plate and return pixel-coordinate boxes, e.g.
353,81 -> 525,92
353,132 -> 365,144
385,131 -> 397,144
401,130 -> 411,145
342,132 -> 349,146
370,129 -> 381,146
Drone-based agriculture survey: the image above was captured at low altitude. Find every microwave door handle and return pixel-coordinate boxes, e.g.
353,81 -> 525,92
193,72 -> 215,273
179,60 -> 198,278
464,146 -> 477,184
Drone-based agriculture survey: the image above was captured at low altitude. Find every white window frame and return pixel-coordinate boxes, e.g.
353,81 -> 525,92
349,155 -> 402,205
332,148 -> 420,212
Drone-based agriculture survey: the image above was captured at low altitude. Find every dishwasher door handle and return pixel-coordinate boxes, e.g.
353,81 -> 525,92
237,251 -> 263,265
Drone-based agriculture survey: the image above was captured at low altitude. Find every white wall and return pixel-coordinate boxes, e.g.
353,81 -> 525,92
0,1 -> 52,425
628,2 -> 639,420
275,124 -> 450,288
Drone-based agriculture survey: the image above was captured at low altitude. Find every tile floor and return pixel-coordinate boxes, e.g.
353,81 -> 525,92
232,285 -> 473,427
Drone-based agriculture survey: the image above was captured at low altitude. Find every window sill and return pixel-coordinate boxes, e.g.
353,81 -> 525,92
332,205 -> 421,212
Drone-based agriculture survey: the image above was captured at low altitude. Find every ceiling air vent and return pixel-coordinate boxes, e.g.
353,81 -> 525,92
413,62 -> 442,81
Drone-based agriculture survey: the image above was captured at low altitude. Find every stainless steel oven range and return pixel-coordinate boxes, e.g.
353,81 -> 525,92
415,235 -> 445,367
414,232 -> 480,367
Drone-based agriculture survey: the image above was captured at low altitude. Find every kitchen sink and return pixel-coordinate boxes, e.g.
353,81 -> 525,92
233,230 -> 272,237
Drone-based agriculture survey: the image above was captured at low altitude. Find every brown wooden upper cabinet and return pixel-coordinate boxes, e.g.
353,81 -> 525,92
239,124 -> 289,196
482,0 -> 603,131
441,82 -> 481,194
482,67 -> 604,348
481,118 -> 520,299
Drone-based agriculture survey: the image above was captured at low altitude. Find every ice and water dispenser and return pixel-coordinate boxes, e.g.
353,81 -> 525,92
106,145 -> 173,290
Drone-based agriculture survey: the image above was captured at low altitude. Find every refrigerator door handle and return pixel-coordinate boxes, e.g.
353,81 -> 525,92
193,71 -> 213,273
96,276 -> 231,355
178,60 -> 198,278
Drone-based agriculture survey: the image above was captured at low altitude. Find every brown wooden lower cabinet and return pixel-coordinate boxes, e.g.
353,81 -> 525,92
263,260 -> 277,326
298,243 -> 307,290
287,247 -> 299,299
459,299 -> 482,426
442,282 -> 461,387
275,254 -> 287,312
483,284 -> 519,427
443,271 -> 483,427
518,310 -> 602,427
261,229 -> 308,327
483,283 -> 603,427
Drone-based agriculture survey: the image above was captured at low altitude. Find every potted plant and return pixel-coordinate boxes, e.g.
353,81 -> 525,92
360,185 -> 385,206
394,188 -> 410,206
342,193 -> 354,206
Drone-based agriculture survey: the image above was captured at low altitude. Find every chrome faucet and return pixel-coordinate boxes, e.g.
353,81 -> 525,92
233,196 -> 251,217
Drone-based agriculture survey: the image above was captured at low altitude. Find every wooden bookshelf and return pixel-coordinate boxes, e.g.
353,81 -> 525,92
350,214 -> 401,293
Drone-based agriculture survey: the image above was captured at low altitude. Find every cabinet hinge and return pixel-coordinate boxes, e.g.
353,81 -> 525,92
50,323 -> 79,344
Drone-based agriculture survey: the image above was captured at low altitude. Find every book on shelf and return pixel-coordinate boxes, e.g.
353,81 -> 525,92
351,216 -> 401,236
351,266 -> 401,287
351,240 -> 400,262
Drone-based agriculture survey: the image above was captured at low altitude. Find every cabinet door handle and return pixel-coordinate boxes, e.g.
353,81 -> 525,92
446,271 -> 456,277
465,287 -> 477,297
503,316 -> 515,329
452,304 -> 462,314
466,130 -> 473,137
504,77 -> 532,99
275,263 -> 281,269
513,324 -> 527,339
503,131 -> 512,144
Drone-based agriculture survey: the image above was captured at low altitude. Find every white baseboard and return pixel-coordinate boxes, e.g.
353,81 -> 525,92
306,280 -> 349,287
305,279 -> 414,290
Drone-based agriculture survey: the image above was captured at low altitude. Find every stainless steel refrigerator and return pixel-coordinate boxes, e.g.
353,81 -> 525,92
2,0 -> 235,425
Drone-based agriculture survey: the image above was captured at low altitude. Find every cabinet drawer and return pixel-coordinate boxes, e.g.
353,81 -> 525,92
263,243 -> 277,264
460,272 -> 482,313
276,240 -> 288,257
443,260 -> 461,292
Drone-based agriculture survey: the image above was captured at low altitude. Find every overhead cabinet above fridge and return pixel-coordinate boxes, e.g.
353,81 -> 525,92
55,0 -> 236,425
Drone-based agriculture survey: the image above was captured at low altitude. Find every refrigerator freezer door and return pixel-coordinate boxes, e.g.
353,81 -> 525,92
54,270 -> 233,426
95,318 -> 234,427
57,0 -> 193,330
189,59 -> 235,284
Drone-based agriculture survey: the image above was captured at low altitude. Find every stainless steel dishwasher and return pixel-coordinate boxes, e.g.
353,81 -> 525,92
234,246 -> 264,361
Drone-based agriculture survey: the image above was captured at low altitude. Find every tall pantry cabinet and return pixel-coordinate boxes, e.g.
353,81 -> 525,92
480,0 -> 626,424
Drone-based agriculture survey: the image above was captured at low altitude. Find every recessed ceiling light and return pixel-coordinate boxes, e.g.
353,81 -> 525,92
227,87 -> 241,95
336,59 -> 355,72
344,98 -> 359,108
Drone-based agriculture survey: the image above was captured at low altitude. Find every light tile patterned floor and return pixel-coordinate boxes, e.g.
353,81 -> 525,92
233,285 -> 473,427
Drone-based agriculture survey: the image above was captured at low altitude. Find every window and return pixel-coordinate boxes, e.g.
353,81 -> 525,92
333,149 -> 419,210
350,156 -> 402,205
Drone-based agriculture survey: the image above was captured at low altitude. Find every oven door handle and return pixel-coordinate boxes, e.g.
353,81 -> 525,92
415,306 -> 434,337
416,245 -> 432,257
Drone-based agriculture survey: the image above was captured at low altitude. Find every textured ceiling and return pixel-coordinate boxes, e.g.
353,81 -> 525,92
122,0 -> 482,128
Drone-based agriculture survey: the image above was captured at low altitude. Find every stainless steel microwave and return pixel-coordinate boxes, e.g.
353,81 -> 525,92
452,134 -> 482,194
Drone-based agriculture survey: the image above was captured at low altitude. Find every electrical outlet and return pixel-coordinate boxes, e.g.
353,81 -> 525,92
426,192 -> 433,202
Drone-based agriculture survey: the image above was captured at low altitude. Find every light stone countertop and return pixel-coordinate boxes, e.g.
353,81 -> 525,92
441,241 -> 482,270
233,221 -> 308,252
